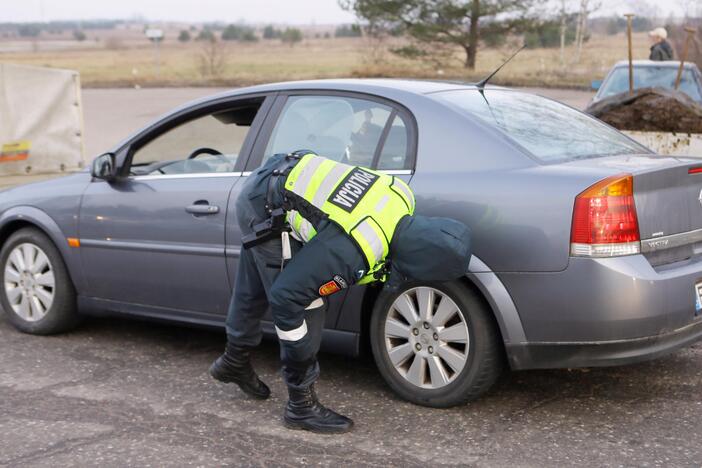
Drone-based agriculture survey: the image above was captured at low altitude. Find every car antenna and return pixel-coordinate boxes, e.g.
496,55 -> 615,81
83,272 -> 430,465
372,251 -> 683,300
475,44 -> 527,91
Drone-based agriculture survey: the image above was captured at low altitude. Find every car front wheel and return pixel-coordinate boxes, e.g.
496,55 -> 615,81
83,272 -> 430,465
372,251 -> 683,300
370,281 -> 502,408
0,227 -> 80,334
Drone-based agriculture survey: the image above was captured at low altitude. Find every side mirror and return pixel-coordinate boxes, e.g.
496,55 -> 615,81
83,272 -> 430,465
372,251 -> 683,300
591,79 -> 602,91
91,153 -> 117,181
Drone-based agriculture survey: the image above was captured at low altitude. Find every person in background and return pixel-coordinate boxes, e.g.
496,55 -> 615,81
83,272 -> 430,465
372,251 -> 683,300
649,27 -> 674,61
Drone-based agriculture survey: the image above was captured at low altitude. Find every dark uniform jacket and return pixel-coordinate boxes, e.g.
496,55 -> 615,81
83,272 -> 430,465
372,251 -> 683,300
650,40 -> 674,61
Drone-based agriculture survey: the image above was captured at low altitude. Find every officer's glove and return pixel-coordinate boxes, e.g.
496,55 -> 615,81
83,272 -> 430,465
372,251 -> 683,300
382,263 -> 407,293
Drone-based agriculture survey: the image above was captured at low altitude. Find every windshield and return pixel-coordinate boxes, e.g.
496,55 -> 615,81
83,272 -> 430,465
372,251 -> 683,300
600,66 -> 702,101
432,89 -> 648,162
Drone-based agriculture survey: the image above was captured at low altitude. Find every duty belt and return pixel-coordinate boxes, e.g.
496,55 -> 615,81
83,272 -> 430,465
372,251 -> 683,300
241,151 -> 308,249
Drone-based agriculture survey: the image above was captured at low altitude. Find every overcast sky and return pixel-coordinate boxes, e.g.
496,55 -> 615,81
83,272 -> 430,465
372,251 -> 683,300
0,0 -> 691,24
2,0 -> 357,24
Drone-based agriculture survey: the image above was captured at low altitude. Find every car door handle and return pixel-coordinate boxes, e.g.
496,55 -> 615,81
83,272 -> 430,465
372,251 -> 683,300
185,203 -> 220,215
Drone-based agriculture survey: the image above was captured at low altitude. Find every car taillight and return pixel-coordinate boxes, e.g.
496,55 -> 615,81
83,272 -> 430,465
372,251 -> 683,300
570,173 -> 641,257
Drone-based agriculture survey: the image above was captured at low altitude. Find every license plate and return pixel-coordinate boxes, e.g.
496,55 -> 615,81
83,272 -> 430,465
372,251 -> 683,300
695,283 -> 702,316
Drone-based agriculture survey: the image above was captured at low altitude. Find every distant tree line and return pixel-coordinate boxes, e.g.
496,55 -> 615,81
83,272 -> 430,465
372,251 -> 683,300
2,19 -> 366,47
335,24 -> 362,37
221,24 -> 258,42
597,16 -> 655,36
176,24 -> 307,47
0,20 -> 122,37
263,25 -> 281,39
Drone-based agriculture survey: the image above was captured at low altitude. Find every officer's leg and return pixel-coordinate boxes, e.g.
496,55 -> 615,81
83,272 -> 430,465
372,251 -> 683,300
213,234 -> 291,397
225,236 -> 284,345
269,222 -> 363,433
224,245 -> 268,346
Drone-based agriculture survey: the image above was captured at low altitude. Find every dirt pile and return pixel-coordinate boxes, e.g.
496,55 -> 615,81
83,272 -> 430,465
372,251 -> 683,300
585,87 -> 702,133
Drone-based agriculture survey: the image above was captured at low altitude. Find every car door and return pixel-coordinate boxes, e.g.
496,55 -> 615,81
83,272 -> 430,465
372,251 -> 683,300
79,94 -> 273,317
242,91 -> 417,330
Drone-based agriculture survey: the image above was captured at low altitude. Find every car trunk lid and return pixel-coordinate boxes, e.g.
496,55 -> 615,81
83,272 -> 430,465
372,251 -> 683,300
560,154 -> 702,267
634,160 -> 702,266
635,162 -> 702,238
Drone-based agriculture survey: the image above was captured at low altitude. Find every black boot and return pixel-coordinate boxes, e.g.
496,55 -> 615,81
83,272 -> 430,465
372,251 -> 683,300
283,384 -> 354,434
209,343 -> 270,399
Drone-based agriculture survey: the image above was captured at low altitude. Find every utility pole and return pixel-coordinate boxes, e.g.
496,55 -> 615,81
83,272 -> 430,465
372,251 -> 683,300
624,13 -> 635,95
559,0 -> 567,68
145,28 -> 164,78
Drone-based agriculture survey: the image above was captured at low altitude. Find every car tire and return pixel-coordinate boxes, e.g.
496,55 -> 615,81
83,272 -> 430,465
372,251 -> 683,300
0,227 -> 80,334
370,281 -> 502,408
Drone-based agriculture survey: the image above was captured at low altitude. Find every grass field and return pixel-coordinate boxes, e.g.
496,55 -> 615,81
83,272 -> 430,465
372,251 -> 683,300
0,32 -> 655,89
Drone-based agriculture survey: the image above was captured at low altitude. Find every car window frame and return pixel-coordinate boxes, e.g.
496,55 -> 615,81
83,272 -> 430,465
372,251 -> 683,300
112,92 -> 277,180
246,90 -> 418,174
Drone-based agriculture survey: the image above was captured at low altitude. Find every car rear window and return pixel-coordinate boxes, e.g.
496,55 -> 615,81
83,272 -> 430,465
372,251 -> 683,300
432,89 -> 648,163
600,66 -> 702,101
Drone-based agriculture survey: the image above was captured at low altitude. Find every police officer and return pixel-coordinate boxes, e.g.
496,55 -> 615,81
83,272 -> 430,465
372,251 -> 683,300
209,150 -> 471,434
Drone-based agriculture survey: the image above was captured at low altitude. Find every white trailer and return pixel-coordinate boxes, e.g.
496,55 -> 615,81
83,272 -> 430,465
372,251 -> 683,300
0,63 -> 85,176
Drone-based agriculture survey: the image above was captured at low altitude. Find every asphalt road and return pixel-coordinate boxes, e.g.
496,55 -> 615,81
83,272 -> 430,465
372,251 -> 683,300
1,313 -> 702,467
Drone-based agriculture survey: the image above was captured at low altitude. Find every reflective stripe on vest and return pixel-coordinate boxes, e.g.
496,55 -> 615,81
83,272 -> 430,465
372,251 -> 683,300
313,163 -> 349,207
285,154 -> 414,276
352,217 -> 387,265
391,178 -> 415,212
287,210 -> 316,243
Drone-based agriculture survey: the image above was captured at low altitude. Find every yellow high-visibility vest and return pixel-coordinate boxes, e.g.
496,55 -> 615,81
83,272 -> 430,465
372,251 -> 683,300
284,153 -> 415,283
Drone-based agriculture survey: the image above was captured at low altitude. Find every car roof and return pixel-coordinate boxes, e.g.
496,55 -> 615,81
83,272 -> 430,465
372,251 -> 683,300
204,78 -> 486,101
612,60 -> 699,70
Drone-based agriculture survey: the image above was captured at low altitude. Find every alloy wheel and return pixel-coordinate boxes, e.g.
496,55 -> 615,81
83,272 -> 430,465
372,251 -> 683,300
3,243 -> 55,322
383,286 -> 470,389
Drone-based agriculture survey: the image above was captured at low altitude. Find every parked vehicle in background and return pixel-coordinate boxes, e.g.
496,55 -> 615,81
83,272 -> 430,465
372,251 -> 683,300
3,79 -> 702,408
588,61 -> 702,158
591,60 -> 702,105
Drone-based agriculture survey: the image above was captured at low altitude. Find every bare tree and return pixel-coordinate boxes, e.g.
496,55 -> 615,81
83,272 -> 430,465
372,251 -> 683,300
572,0 -> 601,63
361,21 -> 389,66
631,0 -> 661,21
559,0 -> 572,67
197,37 -> 227,78
678,0 -> 701,19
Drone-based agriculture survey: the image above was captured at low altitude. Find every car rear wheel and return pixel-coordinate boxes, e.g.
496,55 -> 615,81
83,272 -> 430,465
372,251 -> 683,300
370,281 -> 502,408
0,227 -> 80,334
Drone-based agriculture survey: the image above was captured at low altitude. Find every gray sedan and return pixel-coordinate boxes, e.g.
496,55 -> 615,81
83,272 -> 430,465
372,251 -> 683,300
2,79 -> 702,408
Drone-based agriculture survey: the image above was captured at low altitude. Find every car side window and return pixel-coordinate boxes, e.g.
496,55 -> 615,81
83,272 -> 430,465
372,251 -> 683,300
264,96 -> 394,168
129,102 -> 262,176
376,114 -> 410,170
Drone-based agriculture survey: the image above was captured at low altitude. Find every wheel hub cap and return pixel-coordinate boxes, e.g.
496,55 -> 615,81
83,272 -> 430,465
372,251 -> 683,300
384,287 -> 470,389
3,243 -> 55,322
409,320 -> 439,355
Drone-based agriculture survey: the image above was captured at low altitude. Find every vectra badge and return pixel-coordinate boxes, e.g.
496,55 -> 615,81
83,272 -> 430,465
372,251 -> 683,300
647,239 -> 669,249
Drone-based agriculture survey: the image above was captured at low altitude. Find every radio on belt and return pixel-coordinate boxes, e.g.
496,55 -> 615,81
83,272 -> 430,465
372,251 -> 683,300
241,208 -> 287,249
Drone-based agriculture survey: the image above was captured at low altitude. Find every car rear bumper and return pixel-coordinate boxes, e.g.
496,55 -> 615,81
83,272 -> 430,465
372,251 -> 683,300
498,255 -> 702,369
506,318 -> 702,370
